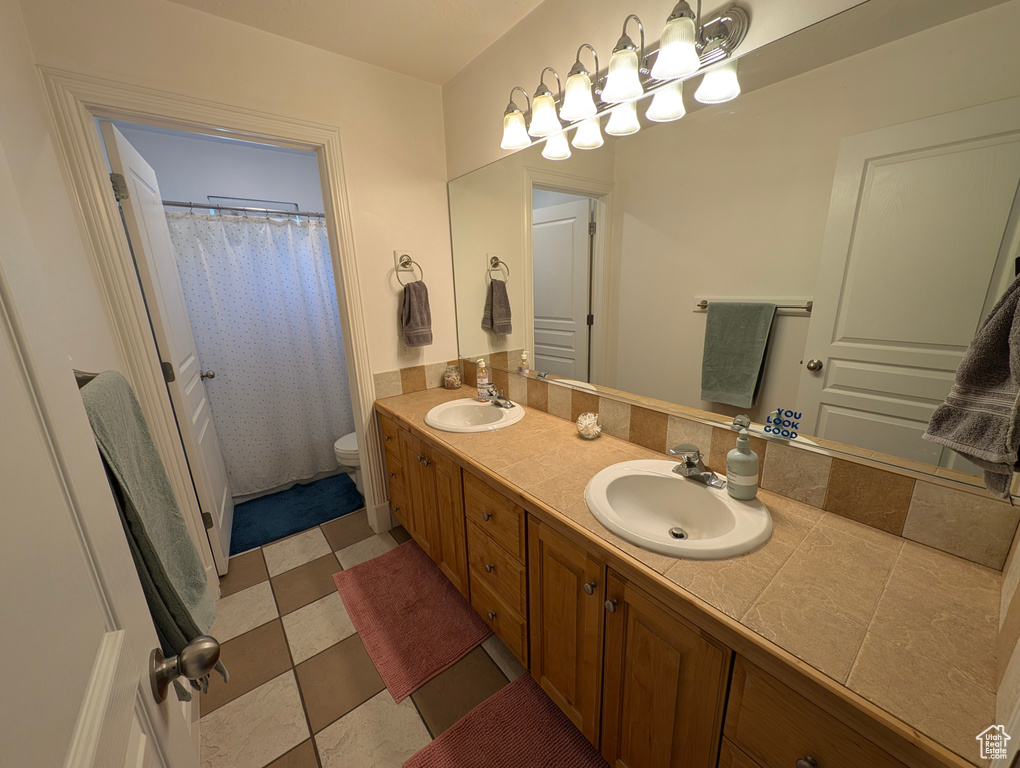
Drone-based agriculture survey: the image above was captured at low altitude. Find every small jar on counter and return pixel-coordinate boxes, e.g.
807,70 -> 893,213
443,365 -> 462,389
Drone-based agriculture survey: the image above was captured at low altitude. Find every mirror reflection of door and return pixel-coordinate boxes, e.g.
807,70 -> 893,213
532,190 -> 595,381
797,98 -> 1020,474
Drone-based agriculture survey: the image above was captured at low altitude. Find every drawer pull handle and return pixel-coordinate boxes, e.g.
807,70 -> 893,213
795,759 -> 818,768
484,563 -> 495,573
487,611 -> 497,621
583,581 -> 596,596
388,472 -> 396,478
422,459 -> 432,468
482,512 -> 492,521
417,455 -> 425,463
605,599 -> 618,613
393,506 -> 400,513
384,435 -> 391,442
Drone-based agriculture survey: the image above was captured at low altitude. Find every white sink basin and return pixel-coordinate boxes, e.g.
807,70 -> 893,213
424,398 -> 525,433
584,460 -> 772,560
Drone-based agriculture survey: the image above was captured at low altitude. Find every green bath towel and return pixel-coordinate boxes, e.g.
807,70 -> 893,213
701,302 -> 778,408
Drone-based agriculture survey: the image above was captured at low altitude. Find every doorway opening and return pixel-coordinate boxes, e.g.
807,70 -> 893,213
531,187 -> 601,386
97,120 -> 365,571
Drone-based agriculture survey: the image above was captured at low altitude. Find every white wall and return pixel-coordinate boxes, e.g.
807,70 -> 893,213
442,0 -> 869,180
112,123 -> 325,213
19,0 -> 456,374
604,1 -> 1020,419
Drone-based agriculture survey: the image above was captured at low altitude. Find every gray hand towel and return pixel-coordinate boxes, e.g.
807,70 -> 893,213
401,280 -> 433,347
81,371 -> 224,699
482,278 -> 512,335
924,276 -> 1020,497
700,302 -> 777,408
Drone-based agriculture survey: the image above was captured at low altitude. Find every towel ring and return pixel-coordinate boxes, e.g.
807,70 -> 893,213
396,253 -> 424,286
487,256 -> 510,283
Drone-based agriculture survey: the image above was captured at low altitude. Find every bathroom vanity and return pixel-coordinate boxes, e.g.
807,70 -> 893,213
376,388 -> 983,768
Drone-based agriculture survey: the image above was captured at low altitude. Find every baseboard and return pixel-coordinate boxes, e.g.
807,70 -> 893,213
367,499 -> 394,534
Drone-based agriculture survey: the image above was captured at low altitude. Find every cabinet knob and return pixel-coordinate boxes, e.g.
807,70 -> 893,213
384,434 -> 392,442
423,459 -> 432,468
605,599 -> 618,613
482,512 -> 492,521
388,472 -> 396,478
487,611 -> 497,621
393,506 -> 400,513
417,455 -> 425,463
484,563 -> 495,574
583,581 -> 596,596
795,758 -> 818,768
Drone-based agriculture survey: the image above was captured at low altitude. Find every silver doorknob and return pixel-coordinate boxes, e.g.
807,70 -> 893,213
795,758 -> 818,768
200,370 -> 216,380
484,563 -> 495,573
805,359 -> 823,372
605,599 -> 618,613
149,635 -> 220,703
583,581 -> 596,595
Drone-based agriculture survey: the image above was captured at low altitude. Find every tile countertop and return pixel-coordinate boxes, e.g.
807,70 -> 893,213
377,388 -> 1000,765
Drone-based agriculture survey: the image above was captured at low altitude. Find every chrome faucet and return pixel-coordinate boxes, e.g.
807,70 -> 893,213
667,444 -> 726,489
483,384 -> 515,409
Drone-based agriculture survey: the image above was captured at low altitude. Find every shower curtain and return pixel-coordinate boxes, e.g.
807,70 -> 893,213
166,211 -> 355,497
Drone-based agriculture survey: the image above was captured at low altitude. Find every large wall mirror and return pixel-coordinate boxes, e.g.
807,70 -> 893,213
448,0 -> 1020,488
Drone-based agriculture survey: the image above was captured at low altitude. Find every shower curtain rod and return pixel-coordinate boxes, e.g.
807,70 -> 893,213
161,200 -> 326,218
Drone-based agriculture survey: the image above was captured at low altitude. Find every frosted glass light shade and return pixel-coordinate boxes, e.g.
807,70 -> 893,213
601,49 -> 643,103
646,81 -> 686,122
605,102 -> 640,136
501,111 -> 531,150
542,132 -> 571,160
572,118 -> 604,150
651,16 -> 700,80
560,72 -> 597,122
694,60 -> 740,104
529,92 -> 561,137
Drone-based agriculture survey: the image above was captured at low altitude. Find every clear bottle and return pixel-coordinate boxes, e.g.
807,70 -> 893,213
443,365 -> 462,389
726,428 -> 760,500
518,351 -> 530,375
476,358 -> 490,402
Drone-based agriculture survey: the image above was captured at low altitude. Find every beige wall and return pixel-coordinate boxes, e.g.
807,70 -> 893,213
18,0 -> 456,374
604,1 -> 1020,418
442,0 -> 868,180
450,143 -> 615,361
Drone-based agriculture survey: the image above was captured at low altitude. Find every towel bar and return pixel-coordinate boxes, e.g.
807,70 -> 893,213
694,298 -> 813,314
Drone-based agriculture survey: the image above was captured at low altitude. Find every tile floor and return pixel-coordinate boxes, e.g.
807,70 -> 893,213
202,510 -> 528,768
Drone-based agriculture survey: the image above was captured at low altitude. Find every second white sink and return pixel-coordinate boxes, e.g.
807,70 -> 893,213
585,460 -> 772,560
425,397 -> 525,433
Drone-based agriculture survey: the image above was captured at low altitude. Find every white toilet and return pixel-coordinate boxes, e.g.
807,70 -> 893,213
333,432 -> 363,494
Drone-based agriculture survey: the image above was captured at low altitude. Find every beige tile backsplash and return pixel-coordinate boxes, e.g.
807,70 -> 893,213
376,359 -> 1020,572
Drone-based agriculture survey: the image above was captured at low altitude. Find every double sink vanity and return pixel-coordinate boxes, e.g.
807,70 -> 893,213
376,387 -> 986,768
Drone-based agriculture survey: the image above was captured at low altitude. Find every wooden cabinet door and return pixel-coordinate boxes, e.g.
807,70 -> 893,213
399,430 -> 437,555
600,571 -> 730,768
529,520 -> 605,746
430,447 -> 469,598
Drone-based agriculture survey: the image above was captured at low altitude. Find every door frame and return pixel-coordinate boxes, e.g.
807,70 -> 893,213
522,167 -> 614,385
41,68 -> 388,580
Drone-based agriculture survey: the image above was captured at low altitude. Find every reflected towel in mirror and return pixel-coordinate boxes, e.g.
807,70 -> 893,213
700,302 -> 777,408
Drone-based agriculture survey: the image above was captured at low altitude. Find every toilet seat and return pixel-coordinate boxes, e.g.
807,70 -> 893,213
333,432 -> 360,465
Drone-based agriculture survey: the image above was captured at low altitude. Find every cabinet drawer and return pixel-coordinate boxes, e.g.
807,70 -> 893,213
467,520 -> 527,616
380,414 -> 400,449
463,473 -> 526,563
725,657 -> 908,768
389,487 -> 408,528
384,448 -> 404,499
719,739 -> 764,768
471,573 -> 528,667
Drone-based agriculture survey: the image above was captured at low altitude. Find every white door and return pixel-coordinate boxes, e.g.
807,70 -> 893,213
101,122 -> 234,574
797,97 -> 1020,470
0,164 -> 197,763
532,199 -> 592,379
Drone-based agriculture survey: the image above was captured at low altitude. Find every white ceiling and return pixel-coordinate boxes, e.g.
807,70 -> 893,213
165,0 -> 547,84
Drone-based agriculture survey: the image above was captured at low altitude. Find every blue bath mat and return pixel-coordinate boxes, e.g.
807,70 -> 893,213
230,473 -> 364,554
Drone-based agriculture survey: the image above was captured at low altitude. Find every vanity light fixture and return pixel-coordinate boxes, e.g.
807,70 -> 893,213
601,15 -> 646,104
528,67 -> 564,137
646,81 -> 686,122
572,117 -> 605,150
560,44 -> 600,122
650,1 -> 701,80
694,59 -> 741,104
500,87 -> 532,150
605,101 -> 641,136
542,131 -> 572,160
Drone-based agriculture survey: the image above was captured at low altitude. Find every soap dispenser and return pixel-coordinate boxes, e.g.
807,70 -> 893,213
518,351 -> 529,375
476,358 -> 490,402
726,428 -> 759,500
